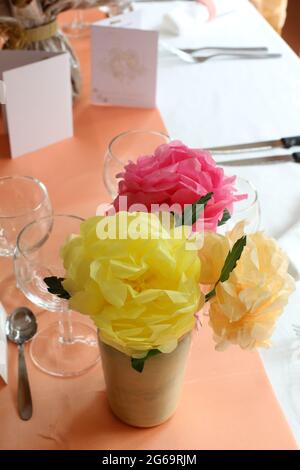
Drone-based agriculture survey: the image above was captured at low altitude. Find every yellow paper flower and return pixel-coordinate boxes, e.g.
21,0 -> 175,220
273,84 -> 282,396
199,227 -> 295,350
61,212 -> 203,358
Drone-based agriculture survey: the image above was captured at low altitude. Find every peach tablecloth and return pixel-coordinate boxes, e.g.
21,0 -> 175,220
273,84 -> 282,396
0,22 -> 297,450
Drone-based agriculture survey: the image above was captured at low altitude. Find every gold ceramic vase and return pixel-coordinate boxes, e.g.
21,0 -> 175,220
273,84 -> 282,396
99,333 -> 192,428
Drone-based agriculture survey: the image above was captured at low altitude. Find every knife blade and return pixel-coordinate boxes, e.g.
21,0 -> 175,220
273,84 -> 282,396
218,152 -> 300,166
207,136 -> 300,154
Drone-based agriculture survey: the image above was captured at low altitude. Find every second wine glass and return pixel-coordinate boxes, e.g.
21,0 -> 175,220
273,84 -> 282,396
14,214 -> 100,377
216,177 -> 260,234
0,175 -> 52,312
103,130 -> 170,199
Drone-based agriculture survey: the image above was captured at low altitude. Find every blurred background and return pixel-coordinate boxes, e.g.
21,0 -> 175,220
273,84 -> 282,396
282,0 -> 300,54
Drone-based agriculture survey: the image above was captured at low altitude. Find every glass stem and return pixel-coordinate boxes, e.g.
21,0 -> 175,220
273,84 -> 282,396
73,10 -> 84,28
59,310 -> 74,344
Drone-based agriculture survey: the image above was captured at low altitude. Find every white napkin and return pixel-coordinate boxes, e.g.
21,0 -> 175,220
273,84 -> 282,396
278,222 -> 300,282
0,302 -> 8,384
160,0 -> 242,36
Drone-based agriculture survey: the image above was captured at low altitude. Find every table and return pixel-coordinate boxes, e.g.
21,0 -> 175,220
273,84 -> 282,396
140,0 -> 300,445
0,1 -> 299,449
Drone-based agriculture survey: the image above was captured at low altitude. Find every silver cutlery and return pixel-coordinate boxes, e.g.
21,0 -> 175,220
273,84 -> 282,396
6,307 -> 37,421
293,324 -> 300,339
160,42 -> 281,64
218,152 -> 300,166
288,262 -> 300,282
190,52 -> 282,64
208,135 -> 300,154
181,46 -> 269,54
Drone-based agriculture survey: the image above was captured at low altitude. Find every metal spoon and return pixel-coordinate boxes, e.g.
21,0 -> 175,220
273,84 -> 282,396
6,307 -> 37,421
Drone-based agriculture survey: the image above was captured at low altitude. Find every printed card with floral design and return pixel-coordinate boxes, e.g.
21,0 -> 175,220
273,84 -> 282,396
91,11 -> 158,108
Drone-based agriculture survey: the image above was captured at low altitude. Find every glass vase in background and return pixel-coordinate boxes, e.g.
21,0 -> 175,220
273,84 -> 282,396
0,176 -> 52,313
14,214 -> 100,377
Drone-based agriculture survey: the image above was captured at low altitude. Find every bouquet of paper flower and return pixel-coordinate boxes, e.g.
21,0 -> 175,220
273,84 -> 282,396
46,140 -> 295,427
0,1 -> 118,97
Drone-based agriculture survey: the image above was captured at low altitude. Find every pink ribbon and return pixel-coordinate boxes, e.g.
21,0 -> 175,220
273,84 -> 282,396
197,0 -> 217,20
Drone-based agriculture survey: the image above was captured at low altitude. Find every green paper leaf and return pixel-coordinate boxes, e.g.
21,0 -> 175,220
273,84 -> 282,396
131,349 -> 161,373
204,236 -> 247,302
44,276 -> 70,300
218,208 -> 231,227
219,235 -> 247,283
205,288 -> 216,302
175,192 -> 213,227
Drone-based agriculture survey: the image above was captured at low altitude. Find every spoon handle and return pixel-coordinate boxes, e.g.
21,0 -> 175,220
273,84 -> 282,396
18,344 -> 33,421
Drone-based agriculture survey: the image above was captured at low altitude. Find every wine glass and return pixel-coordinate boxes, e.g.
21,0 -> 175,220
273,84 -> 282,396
103,130 -> 170,199
62,10 -> 90,38
14,214 -> 100,377
0,176 -> 52,312
216,177 -> 260,234
99,0 -> 134,17
0,176 -> 52,257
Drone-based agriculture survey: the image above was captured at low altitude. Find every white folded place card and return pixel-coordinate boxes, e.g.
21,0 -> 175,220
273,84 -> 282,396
91,11 -> 158,108
0,302 -> 8,384
0,50 -> 73,158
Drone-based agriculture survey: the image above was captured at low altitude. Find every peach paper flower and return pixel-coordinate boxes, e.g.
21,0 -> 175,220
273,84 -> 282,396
199,224 -> 295,350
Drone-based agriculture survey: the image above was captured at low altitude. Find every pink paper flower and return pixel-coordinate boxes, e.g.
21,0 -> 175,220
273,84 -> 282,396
113,140 -> 246,231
